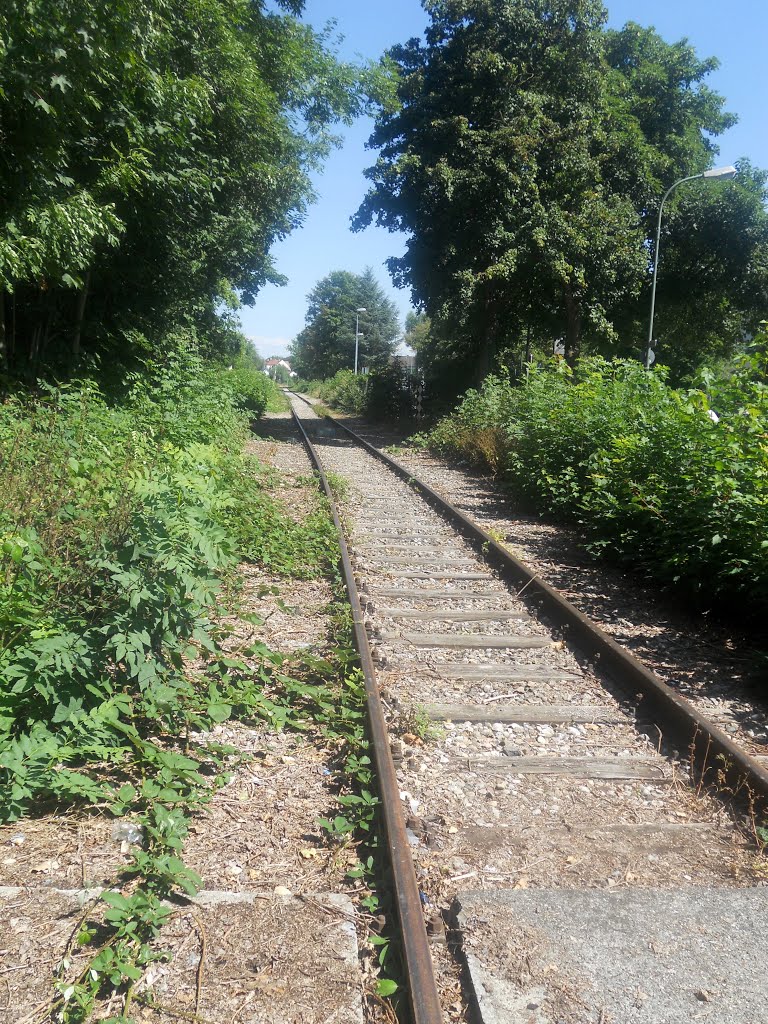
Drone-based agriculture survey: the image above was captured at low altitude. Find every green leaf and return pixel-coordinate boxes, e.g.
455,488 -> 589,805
376,979 -> 398,997
101,891 -> 131,911
206,701 -> 232,723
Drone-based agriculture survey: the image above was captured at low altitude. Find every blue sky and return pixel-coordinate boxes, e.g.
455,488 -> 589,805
241,0 -> 768,359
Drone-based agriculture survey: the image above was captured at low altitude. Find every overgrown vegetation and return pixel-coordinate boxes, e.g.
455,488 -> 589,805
420,339 -> 768,619
0,351 -> 291,822
0,347 -> 392,1019
305,364 -> 423,423
308,369 -> 368,414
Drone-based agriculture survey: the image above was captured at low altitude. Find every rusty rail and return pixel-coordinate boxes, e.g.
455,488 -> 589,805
290,407 -> 444,1024
289,394 -> 768,814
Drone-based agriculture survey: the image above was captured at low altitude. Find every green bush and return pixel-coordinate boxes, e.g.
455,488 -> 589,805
313,369 -> 367,414
424,348 -> 768,616
225,366 -> 274,416
309,366 -> 424,423
364,363 -> 420,422
0,348 -> 336,820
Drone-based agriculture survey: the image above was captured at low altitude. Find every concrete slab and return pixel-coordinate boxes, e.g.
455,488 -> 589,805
457,887 -> 768,1024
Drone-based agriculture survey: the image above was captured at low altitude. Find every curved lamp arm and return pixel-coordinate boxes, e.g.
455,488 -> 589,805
645,166 -> 737,368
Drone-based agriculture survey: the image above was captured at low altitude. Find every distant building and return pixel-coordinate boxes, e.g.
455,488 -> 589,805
390,352 -> 417,372
264,357 -> 296,379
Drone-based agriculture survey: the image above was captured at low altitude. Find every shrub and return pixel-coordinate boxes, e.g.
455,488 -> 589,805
423,350 -> 768,617
225,365 -> 274,416
0,347 -> 336,819
364,363 -> 421,423
314,369 -> 367,414
427,373 -> 517,471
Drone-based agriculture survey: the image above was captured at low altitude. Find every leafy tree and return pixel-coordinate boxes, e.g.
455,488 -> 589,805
290,267 -> 399,379
403,311 -> 431,352
0,0 -> 376,380
355,1 -> 748,386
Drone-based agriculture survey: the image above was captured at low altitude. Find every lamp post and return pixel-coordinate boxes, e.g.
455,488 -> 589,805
645,165 -> 737,368
354,307 -> 366,375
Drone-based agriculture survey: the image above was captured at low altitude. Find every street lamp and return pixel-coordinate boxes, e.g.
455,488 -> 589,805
645,165 -> 737,367
354,307 -> 366,375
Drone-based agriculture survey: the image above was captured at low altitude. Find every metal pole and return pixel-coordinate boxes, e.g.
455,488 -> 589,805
354,311 -> 360,375
646,173 -> 704,367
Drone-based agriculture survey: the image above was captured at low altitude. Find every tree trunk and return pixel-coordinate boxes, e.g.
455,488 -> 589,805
563,286 -> 582,366
72,270 -> 90,358
40,304 -> 54,365
29,324 -> 41,372
10,292 -> 16,370
0,291 -> 6,374
475,294 -> 498,385
475,332 -> 495,385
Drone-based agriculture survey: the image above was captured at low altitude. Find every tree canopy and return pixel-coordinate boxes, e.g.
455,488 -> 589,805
290,268 -> 400,379
355,1 -> 765,386
0,0 -> 376,380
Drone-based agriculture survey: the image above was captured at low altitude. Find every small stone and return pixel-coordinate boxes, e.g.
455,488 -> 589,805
273,885 -> 292,897
32,859 -> 60,873
695,990 -> 711,1003
405,828 -> 420,847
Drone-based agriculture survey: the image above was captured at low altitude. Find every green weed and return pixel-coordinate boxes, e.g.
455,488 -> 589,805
422,346 -> 768,620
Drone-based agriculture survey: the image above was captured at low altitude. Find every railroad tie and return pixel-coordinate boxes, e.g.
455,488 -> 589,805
381,631 -> 551,649
378,608 -> 530,622
426,703 -> 625,724
365,554 -> 479,567
369,587 -> 506,599
435,663 -> 581,681
455,756 -> 669,781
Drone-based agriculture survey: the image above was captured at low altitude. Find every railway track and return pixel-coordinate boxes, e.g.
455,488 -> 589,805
286,392 -> 768,1024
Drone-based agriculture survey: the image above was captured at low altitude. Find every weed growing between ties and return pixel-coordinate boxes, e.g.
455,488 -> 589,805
0,349 -> 399,1021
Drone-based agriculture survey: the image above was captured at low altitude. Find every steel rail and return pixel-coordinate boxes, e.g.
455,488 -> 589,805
289,407 -> 444,1024
288,394 -> 768,813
